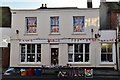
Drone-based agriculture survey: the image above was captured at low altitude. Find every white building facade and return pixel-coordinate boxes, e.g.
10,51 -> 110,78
10,7 -> 117,68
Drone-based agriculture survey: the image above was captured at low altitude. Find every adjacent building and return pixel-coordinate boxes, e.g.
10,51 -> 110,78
0,7 -> 11,69
100,2 -> 120,70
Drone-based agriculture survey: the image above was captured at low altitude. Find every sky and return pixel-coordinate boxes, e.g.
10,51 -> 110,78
0,0 -> 119,9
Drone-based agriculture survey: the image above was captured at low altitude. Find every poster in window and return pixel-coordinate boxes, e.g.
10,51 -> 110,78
51,17 -> 59,33
73,16 -> 84,32
26,17 -> 37,33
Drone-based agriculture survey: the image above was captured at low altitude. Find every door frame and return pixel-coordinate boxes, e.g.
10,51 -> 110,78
50,44 -> 59,66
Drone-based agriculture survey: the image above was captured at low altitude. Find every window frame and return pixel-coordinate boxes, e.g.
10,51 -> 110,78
25,17 -> 37,34
20,44 -> 41,64
101,43 -> 114,63
73,16 -> 85,33
50,16 -> 59,34
68,43 -> 90,63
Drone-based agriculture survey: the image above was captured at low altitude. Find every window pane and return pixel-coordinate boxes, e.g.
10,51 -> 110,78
74,54 -> 83,62
26,17 -> 37,33
27,44 -> 31,53
27,44 -> 35,53
37,54 -> 41,62
32,44 -> 35,53
37,44 -> 41,53
73,16 -> 84,32
68,54 -> 73,62
101,54 -> 106,62
74,44 -> 83,53
107,54 -> 113,62
21,44 -> 25,53
27,54 -> 35,62
85,44 -> 89,53
85,54 -> 89,62
68,44 -> 73,52
21,54 -> 25,62
50,16 -> 59,33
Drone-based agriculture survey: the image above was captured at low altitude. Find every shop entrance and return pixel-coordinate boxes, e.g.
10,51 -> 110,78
51,48 -> 59,65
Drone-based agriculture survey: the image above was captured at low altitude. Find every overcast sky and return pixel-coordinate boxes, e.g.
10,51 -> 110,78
0,0 -> 120,9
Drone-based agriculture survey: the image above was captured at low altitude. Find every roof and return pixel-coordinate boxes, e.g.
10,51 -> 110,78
10,6 -> 99,11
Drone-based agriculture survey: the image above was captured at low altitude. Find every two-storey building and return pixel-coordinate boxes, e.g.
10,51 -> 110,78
10,4 -> 117,69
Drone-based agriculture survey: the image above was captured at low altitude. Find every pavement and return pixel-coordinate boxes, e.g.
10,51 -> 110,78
1,67 -> 120,80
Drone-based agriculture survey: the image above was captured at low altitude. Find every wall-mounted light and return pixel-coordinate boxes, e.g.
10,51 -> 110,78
16,30 -> 19,34
95,33 -> 101,38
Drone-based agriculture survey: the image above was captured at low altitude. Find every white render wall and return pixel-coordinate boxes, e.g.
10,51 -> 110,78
10,8 -> 117,68
11,9 -> 99,39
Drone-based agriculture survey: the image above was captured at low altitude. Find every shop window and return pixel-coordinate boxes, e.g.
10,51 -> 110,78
50,16 -> 59,33
73,16 -> 85,33
26,17 -> 37,33
20,44 -> 41,63
21,44 -> 25,62
85,44 -> 89,62
74,44 -> 83,62
68,44 -> 73,62
68,43 -> 89,63
101,43 -> 113,62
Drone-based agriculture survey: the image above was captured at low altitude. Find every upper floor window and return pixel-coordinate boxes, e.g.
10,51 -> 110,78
73,16 -> 85,33
50,16 -> 59,33
26,17 -> 37,33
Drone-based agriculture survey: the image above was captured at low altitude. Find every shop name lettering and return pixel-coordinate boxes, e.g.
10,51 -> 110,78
48,39 -> 60,42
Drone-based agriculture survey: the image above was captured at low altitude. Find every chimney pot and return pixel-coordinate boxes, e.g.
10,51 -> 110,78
42,4 -> 44,7
87,0 -> 92,8
45,4 -> 47,8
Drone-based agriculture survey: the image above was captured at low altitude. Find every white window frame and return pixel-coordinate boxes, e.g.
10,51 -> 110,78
20,44 -> 41,64
68,43 -> 90,64
50,16 -> 59,34
25,17 -> 37,34
73,16 -> 85,34
100,43 -> 115,64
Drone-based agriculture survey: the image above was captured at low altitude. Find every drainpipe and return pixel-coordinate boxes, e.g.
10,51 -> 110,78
115,28 -> 118,71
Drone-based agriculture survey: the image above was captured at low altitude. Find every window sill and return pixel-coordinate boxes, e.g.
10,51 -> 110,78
100,62 -> 115,64
49,33 -> 61,35
72,32 -> 86,35
24,33 -> 38,36
68,62 -> 90,64
20,62 -> 41,64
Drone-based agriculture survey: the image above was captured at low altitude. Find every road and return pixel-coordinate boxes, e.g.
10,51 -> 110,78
2,75 -> 120,80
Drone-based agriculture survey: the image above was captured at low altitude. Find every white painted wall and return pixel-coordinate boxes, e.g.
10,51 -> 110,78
10,8 -> 117,68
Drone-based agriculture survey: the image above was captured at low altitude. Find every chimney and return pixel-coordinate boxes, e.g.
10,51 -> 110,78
40,4 -> 47,9
42,4 -> 44,7
87,0 -> 92,8
45,4 -> 47,8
